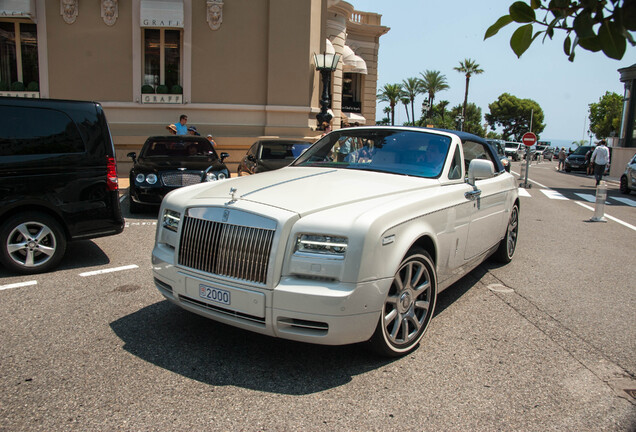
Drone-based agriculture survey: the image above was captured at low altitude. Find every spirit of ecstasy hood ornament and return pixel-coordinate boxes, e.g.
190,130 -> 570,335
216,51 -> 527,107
228,187 -> 238,203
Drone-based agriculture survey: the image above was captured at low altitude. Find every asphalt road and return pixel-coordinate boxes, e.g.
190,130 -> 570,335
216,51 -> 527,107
1,160 -> 634,431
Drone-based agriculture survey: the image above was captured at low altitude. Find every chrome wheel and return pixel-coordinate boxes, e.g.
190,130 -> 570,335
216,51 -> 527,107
0,213 -> 66,274
370,249 -> 436,357
494,204 -> 519,263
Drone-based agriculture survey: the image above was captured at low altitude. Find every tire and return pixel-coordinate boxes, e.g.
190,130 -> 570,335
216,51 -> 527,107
369,248 -> 437,357
493,204 -> 519,264
0,212 -> 67,274
620,176 -> 631,194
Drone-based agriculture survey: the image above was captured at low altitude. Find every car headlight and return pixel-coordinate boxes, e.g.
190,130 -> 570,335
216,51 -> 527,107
135,173 -> 145,183
162,209 -> 181,232
295,234 -> 347,258
146,173 -> 158,184
218,172 -> 227,180
205,172 -> 217,182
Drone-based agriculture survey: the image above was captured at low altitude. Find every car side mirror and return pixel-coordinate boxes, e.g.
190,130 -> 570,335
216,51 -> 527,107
220,152 -> 230,162
467,159 -> 495,186
127,152 -> 137,163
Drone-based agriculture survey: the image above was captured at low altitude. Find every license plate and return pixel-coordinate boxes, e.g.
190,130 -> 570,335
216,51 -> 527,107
199,284 -> 231,305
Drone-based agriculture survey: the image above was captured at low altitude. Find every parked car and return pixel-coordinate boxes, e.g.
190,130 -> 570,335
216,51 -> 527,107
542,147 -> 555,161
127,136 -> 230,213
504,141 -> 523,161
237,139 -> 312,176
486,139 -> 511,172
151,126 -> 519,357
0,97 -> 124,274
564,145 -> 594,172
532,144 -> 549,160
619,153 -> 636,194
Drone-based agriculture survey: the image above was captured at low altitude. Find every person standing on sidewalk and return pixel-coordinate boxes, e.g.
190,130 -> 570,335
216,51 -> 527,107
558,148 -> 566,171
590,139 -> 610,186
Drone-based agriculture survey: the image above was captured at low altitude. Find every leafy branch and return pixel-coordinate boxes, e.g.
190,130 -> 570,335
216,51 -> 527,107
484,0 -> 635,61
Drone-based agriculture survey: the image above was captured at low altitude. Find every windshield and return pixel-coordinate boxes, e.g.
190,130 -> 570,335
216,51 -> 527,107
141,140 -> 217,159
260,142 -> 311,160
292,129 -> 451,178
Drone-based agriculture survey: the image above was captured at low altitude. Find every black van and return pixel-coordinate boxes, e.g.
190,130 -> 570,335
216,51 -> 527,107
0,97 -> 125,274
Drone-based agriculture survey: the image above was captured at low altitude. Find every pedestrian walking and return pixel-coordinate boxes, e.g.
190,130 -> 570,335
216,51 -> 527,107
558,147 -> 566,171
585,149 -> 593,175
206,134 -> 217,147
590,139 -> 610,186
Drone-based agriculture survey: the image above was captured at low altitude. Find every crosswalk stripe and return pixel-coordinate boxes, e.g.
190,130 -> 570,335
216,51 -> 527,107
575,193 -> 609,204
518,188 -> 531,197
540,190 -> 568,200
610,196 -> 636,207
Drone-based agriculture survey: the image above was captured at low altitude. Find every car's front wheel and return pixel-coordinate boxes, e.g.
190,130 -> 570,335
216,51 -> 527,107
620,175 -> 631,194
0,212 -> 67,274
369,248 -> 437,357
493,204 -> 519,263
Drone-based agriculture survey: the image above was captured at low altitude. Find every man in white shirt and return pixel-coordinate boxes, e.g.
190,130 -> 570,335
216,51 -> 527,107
590,139 -> 610,186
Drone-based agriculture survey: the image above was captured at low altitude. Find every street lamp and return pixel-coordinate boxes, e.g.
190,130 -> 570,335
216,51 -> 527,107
314,52 -> 341,130
455,114 -> 464,131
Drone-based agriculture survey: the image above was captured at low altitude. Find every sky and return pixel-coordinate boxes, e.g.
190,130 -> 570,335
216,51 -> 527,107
348,0 -> 635,146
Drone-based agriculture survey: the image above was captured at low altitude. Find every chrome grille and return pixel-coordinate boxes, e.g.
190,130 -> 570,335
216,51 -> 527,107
161,171 -> 202,187
178,215 -> 275,284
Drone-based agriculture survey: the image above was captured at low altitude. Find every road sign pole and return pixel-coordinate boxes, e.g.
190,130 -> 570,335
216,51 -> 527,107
520,132 -> 537,189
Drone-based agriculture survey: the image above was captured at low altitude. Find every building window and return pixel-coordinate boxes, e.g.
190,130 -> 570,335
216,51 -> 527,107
0,22 -> 39,91
342,73 -> 362,113
143,28 -> 181,94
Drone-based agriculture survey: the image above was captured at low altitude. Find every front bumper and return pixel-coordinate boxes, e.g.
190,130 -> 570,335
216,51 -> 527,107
152,247 -> 387,346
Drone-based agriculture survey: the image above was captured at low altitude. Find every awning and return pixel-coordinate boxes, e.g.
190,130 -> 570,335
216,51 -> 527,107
325,38 -> 335,55
140,0 -> 183,28
343,112 -> 366,125
342,45 -> 367,75
0,0 -> 36,20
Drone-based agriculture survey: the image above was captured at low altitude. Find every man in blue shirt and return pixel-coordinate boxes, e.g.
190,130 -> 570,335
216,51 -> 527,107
174,114 -> 188,135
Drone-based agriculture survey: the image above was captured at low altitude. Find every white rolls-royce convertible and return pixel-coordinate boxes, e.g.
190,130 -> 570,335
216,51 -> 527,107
151,127 -> 519,356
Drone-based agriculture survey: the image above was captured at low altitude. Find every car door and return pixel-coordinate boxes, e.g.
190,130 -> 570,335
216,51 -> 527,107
462,140 -> 509,260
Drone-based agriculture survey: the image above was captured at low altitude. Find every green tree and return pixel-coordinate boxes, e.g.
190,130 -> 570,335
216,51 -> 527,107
401,77 -> 421,125
419,70 -> 449,109
454,59 -> 484,122
436,100 -> 450,122
485,0 -> 635,61
377,83 -> 403,126
377,106 -> 391,125
485,93 -> 546,140
572,139 -> 588,147
589,91 -> 622,138
400,96 -> 411,124
453,103 -> 485,135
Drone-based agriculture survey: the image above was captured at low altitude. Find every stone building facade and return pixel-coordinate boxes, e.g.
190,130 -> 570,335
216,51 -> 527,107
0,0 -> 388,173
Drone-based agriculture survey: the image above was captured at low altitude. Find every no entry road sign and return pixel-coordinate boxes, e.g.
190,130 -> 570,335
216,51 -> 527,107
522,132 -> 537,147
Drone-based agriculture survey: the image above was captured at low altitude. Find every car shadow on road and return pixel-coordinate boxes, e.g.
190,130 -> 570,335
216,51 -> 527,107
109,268 -> 482,395
109,301 -> 395,395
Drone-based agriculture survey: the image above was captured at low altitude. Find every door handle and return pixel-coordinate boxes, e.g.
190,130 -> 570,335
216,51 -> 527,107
465,189 -> 481,200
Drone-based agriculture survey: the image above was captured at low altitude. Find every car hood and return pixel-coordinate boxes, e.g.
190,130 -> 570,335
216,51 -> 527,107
134,157 -> 226,171
177,167 -> 440,216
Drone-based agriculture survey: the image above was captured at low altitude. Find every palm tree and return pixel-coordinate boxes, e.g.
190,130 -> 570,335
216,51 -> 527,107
401,77 -> 421,125
419,70 -> 449,108
454,58 -> 484,121
437,100 -> 450,122
377,83 -> 403,126
401,97 -> 411,124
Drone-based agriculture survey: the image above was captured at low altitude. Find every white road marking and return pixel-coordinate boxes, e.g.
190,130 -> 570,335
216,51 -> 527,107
125,221 -> 157,227
0,280 -> 37,291
518,188 -> 531,197
541,190 -> 569,200
511,171 -> 549,189
79,264 -> 139,277
575,202 -> 636,232
120,194 -> 127,203
610,196 -> 636,207
575,193 -> 610,204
